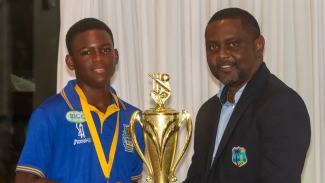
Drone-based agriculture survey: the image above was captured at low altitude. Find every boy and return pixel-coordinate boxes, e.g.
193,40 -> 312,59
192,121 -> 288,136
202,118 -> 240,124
15,18 -> 144,183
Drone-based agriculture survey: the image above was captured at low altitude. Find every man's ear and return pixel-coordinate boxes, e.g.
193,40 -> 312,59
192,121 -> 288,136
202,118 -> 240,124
255,35 -> 265,58
114,49 -> 119,65
65,55 -> 75,70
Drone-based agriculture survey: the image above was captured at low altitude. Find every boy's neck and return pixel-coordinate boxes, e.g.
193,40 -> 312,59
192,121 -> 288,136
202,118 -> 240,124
78,84 -> 112,113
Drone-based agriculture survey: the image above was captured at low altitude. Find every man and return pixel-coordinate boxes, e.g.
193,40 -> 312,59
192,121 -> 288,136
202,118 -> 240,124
184,8 -> 310,183
15,18 -> 144,183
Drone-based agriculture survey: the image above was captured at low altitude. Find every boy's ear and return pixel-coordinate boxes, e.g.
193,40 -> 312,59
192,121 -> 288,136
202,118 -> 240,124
114,49 -> 119,65
65,55 -> 75,70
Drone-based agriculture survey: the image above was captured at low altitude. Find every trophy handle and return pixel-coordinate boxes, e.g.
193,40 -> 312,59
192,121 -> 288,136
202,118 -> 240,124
169,110 -> 192,182
129,110 -> 154,182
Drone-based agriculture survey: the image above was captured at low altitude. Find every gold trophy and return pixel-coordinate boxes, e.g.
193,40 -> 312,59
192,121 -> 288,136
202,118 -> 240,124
130,73 -> 192,183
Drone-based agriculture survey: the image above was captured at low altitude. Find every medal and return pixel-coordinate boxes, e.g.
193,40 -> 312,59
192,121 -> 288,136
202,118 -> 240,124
75,85 -> 120,181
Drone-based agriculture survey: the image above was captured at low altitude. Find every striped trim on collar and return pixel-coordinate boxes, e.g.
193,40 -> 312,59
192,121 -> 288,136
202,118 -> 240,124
60,88 -> 126,111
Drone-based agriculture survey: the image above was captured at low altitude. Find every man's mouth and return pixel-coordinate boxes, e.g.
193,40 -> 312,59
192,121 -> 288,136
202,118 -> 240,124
221,65 -> 231,69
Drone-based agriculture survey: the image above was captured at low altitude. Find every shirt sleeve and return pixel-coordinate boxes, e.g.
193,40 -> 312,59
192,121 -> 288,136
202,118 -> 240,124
16,108 -> 55,178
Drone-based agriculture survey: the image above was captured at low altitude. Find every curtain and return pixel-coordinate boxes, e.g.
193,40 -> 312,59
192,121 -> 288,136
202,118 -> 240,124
57,0 -> 325,182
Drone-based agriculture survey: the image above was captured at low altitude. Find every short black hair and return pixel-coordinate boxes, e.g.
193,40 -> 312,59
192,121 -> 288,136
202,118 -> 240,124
207,7 -> 260,39
65,18 -> 114,55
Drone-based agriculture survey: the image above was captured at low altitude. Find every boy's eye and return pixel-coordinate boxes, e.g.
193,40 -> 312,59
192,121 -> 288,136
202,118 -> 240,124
103,48 -> 111,52
82,51 -> 90,55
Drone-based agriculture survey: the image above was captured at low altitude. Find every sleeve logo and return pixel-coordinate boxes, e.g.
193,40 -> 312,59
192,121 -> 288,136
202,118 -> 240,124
122,124 -> 134,152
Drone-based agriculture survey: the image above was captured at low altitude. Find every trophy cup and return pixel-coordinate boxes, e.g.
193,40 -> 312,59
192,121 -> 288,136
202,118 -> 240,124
130,73 -> 192,183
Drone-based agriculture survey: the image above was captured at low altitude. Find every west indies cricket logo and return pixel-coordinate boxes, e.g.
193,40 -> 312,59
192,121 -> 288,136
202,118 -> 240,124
232,146 -> 247,167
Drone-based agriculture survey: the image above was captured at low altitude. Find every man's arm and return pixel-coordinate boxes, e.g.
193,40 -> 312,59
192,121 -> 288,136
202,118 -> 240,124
258,90 -> 311,182
183,152 -> 202,183
15,172 -> 59,183
184,96 -> 221,183
184,108 -> 210,183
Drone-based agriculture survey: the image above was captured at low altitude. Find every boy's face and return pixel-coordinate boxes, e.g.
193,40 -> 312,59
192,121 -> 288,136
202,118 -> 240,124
65,29 -> 118,89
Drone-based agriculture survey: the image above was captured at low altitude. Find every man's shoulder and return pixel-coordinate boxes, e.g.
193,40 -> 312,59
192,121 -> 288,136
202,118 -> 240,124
252,74 -> 307,111
202,94 -> 219,107
266,74 -> 290,89
248,62 -> 299,98
197,94 -> 220,114
264,74 -> 302,98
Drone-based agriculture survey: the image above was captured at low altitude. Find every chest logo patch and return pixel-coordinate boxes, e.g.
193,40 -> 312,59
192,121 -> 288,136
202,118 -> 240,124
66,111 -> 86,123
66,111 -> 91,145
122,124 -> 134,152
232,146 -> 247,167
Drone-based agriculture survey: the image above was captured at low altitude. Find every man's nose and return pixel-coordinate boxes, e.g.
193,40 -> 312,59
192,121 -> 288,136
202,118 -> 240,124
217,46 -> 230,58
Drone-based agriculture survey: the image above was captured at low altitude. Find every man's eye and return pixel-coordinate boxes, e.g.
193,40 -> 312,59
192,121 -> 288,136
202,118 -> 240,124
229,42 -> 238,47
82,51 -> 90,55
209,45 -> 218,50
103,48 -> 111,52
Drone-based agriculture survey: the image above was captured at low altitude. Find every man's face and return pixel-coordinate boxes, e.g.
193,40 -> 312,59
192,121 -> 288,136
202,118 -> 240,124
66,29 -> 118,88
205,19 -> 264,87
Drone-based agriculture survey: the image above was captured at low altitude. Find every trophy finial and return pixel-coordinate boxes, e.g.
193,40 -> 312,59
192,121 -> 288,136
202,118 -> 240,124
149,73 -> 171,109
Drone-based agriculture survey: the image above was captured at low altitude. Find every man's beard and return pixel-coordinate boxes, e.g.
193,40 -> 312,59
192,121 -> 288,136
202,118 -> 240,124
218,69 -> 242,86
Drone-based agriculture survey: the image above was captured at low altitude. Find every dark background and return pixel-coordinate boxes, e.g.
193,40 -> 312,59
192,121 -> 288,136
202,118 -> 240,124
0,0 -> 60,182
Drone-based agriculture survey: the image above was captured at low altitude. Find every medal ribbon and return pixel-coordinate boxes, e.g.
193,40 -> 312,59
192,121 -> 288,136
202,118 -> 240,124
75,85 -> 119,179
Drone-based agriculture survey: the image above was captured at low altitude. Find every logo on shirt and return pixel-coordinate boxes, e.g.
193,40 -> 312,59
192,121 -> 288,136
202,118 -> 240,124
66,111 -> 92,145
73,123 -> 92,145
122,124 -> 134,152
66,111 -> 86,123
76,123 -> 85,138
232,146 -> 247,167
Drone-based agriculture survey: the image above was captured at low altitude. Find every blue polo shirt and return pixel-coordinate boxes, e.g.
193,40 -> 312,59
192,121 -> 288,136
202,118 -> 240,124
16,80 -> 145,183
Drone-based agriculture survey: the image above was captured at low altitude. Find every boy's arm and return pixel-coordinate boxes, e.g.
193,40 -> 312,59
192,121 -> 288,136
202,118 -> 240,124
15,172 -> 59,183
15,108 -> 55,182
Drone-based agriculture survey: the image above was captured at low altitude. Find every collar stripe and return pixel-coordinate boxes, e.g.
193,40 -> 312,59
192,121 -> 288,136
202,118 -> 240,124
60,90 -> 74,110
118,98 -> 126,110
60,88 -> 126,111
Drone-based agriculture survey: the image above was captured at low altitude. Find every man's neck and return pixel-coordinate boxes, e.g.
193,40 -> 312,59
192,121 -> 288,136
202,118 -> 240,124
227,83 -> 247,104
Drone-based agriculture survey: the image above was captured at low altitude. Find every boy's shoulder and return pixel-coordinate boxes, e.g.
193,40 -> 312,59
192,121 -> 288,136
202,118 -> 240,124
110,86 -> 141,113
117,98 -> 141,113
36,93 -> 69,113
